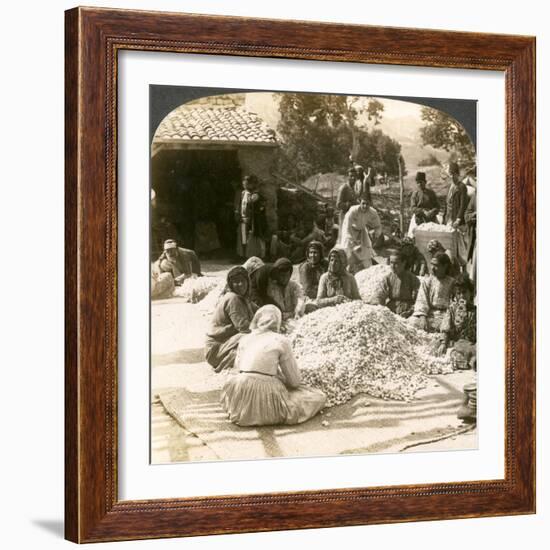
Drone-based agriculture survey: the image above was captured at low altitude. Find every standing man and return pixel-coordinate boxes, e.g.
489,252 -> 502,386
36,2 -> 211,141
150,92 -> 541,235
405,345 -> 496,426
443,162 -> 468,227
410,171 -> 440,225
464,189 -> 477,285
340,197 -> 377,273
336,168 -> 357,230
443,161 -> 469,268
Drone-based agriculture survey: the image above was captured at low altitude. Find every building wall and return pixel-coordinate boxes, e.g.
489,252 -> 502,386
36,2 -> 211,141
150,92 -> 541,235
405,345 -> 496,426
238,147 -> 279,233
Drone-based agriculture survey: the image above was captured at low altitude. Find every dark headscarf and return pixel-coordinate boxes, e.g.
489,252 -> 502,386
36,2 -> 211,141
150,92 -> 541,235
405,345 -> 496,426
306,240 -> 324,263
224,266 -> 250,296
327,247 -> 348,276
433,252 -> 452,276
242,256 -> 264,276
269,258 -> 293,280
325,247 -> 349,297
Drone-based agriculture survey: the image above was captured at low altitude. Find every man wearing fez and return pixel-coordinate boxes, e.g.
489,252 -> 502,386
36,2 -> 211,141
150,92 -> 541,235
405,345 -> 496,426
410,171 -> 439,225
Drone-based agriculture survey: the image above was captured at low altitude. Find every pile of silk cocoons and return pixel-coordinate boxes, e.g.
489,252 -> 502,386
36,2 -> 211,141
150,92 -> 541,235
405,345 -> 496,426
290,301 -> 451,407
198,279 -> 227,314
354,264 -> 392,303
415,222 -> 455,233
173,276 -> 222,303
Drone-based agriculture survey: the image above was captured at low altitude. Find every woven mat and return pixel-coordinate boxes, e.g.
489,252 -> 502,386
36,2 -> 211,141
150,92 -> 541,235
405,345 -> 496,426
157,373 -> 472,461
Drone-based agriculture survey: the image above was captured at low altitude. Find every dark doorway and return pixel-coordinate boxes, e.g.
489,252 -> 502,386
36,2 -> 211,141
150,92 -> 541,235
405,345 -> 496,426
151,149 -> 242,259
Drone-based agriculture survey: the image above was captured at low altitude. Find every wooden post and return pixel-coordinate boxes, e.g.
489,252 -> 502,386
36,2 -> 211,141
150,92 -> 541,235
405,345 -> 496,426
398,155 -> 405,237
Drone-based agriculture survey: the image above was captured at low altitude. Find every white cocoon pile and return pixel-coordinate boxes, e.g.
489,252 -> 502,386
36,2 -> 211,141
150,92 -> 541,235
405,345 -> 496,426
198,279 -> 227,314
173,276 -> 222,304
290,301 -> 451,407
415,222 -> 455,233
355,264 -> 392,303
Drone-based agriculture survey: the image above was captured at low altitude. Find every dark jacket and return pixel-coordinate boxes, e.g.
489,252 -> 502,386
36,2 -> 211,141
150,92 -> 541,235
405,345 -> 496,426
443,181 -> 468,225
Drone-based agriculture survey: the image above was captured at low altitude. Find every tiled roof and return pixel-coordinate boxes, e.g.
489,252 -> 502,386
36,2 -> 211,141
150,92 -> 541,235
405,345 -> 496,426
154,106 -> 278,146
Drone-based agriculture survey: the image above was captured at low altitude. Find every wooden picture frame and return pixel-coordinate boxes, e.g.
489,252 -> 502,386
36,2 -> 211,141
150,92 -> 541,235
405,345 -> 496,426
65,6 -> 536,543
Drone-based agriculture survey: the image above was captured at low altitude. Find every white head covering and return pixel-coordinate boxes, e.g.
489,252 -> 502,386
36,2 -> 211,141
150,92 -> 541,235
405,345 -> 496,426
163,239 -> 177,251
250,305 -> 282,333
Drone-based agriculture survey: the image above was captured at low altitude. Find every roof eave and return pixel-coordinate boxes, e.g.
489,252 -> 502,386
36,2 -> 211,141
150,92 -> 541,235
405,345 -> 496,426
152,139 -> 279,148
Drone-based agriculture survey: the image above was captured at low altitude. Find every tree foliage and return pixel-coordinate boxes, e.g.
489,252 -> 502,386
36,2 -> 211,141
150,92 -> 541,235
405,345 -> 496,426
419,107 -> 476,168
276,94 -> 403,182
417,153 -> 442,167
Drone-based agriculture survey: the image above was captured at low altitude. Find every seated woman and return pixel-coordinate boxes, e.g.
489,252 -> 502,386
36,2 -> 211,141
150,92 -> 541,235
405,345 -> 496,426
370,250 -> 420,317
426,239 -> 461,277
438,273 -> 477,369
409,252 -> 455,332
316,247 -> 361,307
156,239 -> 202,286
249,258 -> 304,321
298,241 -> 328,300
205,266 -> 258,373
221,305 -> 327,426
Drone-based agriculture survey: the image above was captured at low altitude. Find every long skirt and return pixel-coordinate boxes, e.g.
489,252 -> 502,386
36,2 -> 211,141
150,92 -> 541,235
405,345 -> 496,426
205,333 -> 245,373
237,224 -> 265,259
221,373 -> 326,427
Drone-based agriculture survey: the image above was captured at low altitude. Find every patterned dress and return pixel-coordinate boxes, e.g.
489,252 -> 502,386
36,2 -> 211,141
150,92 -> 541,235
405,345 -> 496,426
440,298 -> 477,343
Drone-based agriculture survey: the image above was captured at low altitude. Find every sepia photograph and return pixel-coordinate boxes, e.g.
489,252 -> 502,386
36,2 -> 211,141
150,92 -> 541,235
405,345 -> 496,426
149,86 -> 478,464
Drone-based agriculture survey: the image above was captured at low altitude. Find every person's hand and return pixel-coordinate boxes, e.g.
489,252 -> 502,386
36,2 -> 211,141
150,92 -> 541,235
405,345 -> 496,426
249,193 -> 260,203
304,302 -> 318,314
452,219 -> 462,228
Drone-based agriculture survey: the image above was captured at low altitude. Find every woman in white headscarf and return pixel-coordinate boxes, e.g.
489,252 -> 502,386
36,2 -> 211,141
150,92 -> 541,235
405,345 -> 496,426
221,305 -> 326,426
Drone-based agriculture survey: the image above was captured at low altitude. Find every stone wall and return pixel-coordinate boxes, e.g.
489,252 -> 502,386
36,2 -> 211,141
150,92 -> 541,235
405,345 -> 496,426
238,147 -> 279,233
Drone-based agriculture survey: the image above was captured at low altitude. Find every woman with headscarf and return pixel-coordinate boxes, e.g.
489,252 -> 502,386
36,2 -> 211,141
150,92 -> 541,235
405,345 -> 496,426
409,252 -> 456,332
437,273 -> 477,368
298,241 -> 328,300
266,258 -> 305,321
221,305 -> 326,426
426,239 -> 460,277
205,266 -> 258,372
235,174 -> 267,259
316,247 -> 361,307
248,258 -> 305,321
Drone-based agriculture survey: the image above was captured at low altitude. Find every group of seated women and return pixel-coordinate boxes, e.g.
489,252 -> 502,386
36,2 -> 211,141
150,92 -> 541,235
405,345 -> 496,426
204,242 -> 476,426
